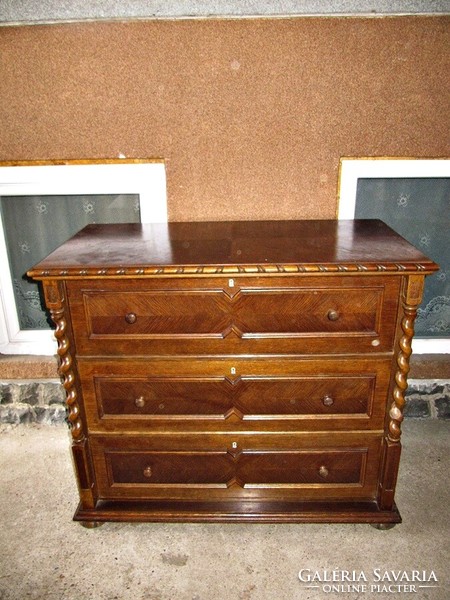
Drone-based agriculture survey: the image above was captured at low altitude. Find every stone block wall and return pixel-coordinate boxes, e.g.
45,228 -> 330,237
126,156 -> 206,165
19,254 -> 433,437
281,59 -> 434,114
404,380 -> 450,419
0,380 -> 66,425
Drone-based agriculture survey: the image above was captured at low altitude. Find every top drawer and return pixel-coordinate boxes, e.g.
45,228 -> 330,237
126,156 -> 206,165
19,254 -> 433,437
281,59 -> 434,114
66,275 -> 401,356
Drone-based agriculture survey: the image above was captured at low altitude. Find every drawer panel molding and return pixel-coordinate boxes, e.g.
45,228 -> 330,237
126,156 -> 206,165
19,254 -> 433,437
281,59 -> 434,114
106,449 -> 367,488
95,375 -> 375,419
67,275 -> 401,355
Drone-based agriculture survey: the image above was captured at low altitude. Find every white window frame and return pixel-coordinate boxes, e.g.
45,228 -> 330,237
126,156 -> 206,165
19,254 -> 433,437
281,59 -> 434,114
338,157 -> 450,354
0,160 -> 167,355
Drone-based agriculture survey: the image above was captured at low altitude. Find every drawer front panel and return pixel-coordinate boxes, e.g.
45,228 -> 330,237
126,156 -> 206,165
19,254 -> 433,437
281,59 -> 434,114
234,289 -> 379,334
78,357 -> 391,431
67,276 -> 400,355
96,376 -> 373,417
83,288 -> 379,336
91,434 -> 382,501
108,450 -> 363,485
85,291 -> 229,336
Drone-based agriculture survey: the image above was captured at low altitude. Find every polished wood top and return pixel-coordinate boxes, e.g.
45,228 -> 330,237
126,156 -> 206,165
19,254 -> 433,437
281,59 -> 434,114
28,219 -> 438,278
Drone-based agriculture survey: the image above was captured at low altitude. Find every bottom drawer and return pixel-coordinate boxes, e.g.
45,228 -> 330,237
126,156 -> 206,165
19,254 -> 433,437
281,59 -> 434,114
90,434 -> 382,502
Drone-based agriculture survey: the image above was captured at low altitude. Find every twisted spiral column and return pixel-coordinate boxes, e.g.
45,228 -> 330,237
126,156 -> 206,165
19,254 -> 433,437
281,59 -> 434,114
52,307 -> 83,442
43,280 -> 84,443
388,303 -> 417,443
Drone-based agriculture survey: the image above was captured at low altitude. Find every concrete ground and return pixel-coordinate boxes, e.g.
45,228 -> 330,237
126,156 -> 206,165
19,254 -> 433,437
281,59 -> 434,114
0,421 -> 448,600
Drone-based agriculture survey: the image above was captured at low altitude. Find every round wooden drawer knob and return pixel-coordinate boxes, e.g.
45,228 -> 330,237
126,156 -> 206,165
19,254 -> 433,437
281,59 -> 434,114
322,395 -> 334,407
134,396 -> 145,408
143,466 -> 153,478
125,312 -> 137,324
327,309 -> 340,321
318,465 -> 329,479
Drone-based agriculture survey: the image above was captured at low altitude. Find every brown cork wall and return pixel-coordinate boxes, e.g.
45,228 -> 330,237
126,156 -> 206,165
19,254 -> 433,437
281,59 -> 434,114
0,16 -> 448,221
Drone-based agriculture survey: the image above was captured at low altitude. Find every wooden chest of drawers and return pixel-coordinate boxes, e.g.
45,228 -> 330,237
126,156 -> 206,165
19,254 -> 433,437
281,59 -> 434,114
28,219 -> 438,527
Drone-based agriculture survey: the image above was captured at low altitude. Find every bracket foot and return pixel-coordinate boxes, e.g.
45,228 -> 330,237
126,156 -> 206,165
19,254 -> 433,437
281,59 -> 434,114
370,522 -> 397,531
79,521 -> 104,529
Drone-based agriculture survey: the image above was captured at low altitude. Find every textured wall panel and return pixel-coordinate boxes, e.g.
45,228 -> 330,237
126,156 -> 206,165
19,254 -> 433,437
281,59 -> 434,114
0,17 -> 448,221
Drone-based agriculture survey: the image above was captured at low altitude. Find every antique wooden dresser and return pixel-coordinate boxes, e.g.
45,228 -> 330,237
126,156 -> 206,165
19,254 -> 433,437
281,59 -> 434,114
28,220 -> 438,528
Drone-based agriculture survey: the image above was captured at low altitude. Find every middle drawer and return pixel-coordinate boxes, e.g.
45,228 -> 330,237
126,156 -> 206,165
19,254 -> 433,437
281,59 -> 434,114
77,357 -> 392,432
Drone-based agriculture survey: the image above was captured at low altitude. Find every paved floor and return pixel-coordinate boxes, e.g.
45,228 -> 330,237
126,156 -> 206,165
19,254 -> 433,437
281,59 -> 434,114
0,421 -> 448,600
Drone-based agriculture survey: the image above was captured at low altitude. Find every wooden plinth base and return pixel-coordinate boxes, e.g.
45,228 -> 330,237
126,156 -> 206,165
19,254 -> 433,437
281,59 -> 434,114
74,500 -> 402,526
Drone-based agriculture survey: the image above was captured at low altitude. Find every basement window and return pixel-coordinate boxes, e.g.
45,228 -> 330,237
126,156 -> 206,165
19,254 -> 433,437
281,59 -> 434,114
338,158 -> 450,354
0,160 -> 167,355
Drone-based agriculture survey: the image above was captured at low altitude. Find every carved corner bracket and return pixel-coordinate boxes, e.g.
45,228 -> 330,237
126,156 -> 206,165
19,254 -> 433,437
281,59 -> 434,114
42,280 -> 84,443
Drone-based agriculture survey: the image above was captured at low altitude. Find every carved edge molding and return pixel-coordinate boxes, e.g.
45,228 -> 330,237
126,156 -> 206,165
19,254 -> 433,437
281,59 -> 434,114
30,261 -> 437,279
388,276 -> 424,444
42,280 -> 84,442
